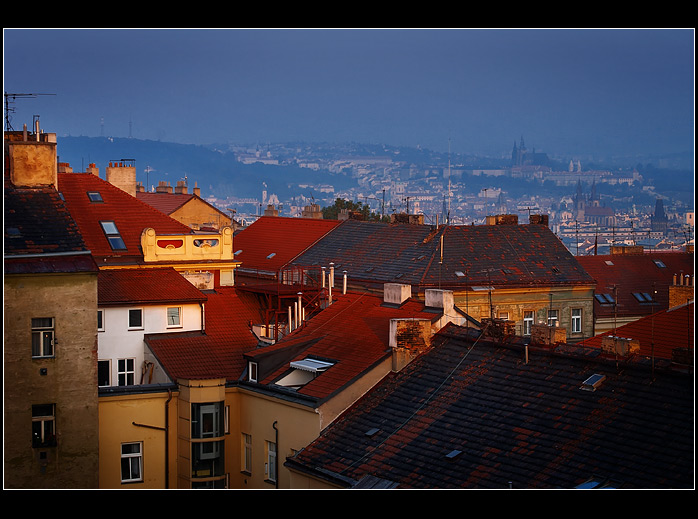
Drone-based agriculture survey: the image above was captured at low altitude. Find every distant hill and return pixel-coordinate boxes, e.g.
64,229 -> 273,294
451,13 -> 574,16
56,136 -> 356,200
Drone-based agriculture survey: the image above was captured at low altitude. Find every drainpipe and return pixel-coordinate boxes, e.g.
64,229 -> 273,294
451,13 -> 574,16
131,388 -> 172,488
272,421 -> 279,488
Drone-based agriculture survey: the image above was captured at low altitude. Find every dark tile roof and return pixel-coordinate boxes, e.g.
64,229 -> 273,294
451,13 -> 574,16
244,291 -> 437,402
4,183 -> 98,274
576,252 -> 694,318
233,216 -> 341,275
98,268 -> 208,306
57,173 -> 193,263
291,220 -> 594,290
287,323 -> 694,489
144,287 -> 265,381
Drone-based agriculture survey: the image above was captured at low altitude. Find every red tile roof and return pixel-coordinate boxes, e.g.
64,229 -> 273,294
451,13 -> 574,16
576,252 -> 694,317
578,301 -> 694,361
233,216 -> 341,274
98,268 -> 208,305
246,291 -> 437,401
144,287 -> 265,381
58,173 -> 193,262
136,192 -> 194,215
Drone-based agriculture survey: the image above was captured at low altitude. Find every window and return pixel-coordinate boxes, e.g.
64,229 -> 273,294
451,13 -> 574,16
121,442 -> 143,483
87,191 -> 103,202
128,309 -> 143,329
547,309 -> 559,327
498,311 -> 509,320
118,358 -> 136,386
523,311 -> 534,336
100,220 -> 126,250
266,441 -> 277,483
653,260 -> 666,268
571,308 -> 582,333
248,361 -> 258,383
632,292 -> 655,304
595,293 -> 615,305
98,360 -> 111,387
166,307 -> 182,327
192,403 -> 223,439
31,317 -> 55,358
97,310 -> 104,332
242,433 -> 252,473
32,404 -> 56,447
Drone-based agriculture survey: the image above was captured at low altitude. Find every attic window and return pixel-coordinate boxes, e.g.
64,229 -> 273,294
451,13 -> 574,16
445,449 -> 462,459
266,252 -> 276,259
632,292 -> 655,303
455,271 -> 465,277
580,373 -> 606,392
551,266 -> 561,274
100,221 -> 126,250
290,358 -> 334,373
594,293 -> 615,305
7,227 -> 21,238
604,260 -> 614,266
653,260 -> 666,268
234,249 -> 243,255
87,191 -> 103,202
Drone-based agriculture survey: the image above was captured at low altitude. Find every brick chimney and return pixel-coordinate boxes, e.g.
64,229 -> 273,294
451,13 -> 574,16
175,180 -> 188,194
106,161 -> 136,197
669,273 -> 694,308
390,318 -> 432,371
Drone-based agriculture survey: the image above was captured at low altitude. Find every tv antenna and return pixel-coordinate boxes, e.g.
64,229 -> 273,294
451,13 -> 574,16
4,92 -> 55,131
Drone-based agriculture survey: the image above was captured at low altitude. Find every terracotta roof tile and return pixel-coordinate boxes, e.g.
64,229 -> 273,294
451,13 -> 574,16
576,252 -> 694,318
136,191 -> 194,215
98,268 -> 208,305
144,287 -> 265,381
233,216 -> 341,274
246,291 -> 437,401
58,173 -> 192,261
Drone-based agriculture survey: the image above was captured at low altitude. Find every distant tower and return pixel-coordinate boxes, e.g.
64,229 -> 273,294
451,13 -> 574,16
651,199 -> 669,233
574,179 -> 585,221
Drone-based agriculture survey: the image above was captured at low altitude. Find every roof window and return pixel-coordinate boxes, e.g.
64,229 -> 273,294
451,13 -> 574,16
266,252 -> 276,259
632,292 -> 655,303
100,221 -> 126,250
580,373 -> 606,392
87,191 -> 103,202
653,260 -> 666,268
594,293 -> 615,305
604,260 -> 614,266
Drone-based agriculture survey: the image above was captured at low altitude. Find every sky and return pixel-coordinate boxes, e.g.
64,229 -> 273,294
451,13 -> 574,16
3,28 -> 695,158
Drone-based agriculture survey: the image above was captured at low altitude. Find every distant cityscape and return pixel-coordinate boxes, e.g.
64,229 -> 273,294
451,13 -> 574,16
201,137 -> 694,256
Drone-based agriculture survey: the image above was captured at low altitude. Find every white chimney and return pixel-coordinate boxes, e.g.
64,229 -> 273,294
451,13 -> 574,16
384,283 -> 411,305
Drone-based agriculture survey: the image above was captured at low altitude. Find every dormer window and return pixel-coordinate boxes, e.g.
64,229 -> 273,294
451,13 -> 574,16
275,357 -> 335,390
100,221 -> 126,250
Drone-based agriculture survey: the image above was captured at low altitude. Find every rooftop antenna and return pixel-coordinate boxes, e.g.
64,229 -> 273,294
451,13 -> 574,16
447,137 -> 452,225
4,92 -> 55,131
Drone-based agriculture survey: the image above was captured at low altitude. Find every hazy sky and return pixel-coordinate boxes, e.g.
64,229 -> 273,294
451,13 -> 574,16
3,28 -> 694,158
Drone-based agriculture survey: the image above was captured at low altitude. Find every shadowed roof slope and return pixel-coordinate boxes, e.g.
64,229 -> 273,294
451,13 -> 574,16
287,323 -> 694,489
292,220 -> 594,290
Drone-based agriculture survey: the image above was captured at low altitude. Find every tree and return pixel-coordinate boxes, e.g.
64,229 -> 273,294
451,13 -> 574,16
322,198 -> 386,221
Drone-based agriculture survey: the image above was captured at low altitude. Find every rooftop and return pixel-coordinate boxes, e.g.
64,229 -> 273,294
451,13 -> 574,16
287,322 -> 694,489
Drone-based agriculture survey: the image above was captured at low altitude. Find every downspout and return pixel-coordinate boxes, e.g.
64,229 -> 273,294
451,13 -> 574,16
200,302 -> 205,333
273,421 -> 279,488
131,388 -> 172,488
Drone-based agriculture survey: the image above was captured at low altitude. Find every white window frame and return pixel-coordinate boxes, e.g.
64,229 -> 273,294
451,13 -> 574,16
498,311 -> 509,320
571,308 -> 582,334
266,441 -> 277,483
523,311 -> 534,336
547,309 -> 559,327
117,358 -> 136,386
248,361 -> 258,383
166,306 -> 182,328
128,308 -> 144,330
120,442 -> 143,483
100,220 -> 127,250
31,317 -> 55,358
97,309 -> 105,332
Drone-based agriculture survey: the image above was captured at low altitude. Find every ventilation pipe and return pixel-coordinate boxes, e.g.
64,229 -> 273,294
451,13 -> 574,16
322,266 -> 326,288
343,270 -> 347,294
297,292 -> 303,326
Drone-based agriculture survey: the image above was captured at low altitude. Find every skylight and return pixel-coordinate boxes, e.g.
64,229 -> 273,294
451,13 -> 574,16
87,191 -> 103,202
580,373 -> 606,392
266,252 -> 276,259
100,221 -> 126,250
632,292 -> 655,303
289,358 -> 334,373
653,260 -> 666,268
594,293 -> 615,304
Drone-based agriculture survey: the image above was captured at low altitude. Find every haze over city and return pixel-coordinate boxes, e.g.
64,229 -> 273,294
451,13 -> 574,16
4,28 -> 694,159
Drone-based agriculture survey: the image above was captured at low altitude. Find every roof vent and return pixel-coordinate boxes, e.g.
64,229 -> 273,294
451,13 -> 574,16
580,373 -> 606,392
445,449 -> 462,459
365,427 -> 380,437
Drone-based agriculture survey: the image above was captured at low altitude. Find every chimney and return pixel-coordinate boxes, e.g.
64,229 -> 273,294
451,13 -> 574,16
155,181 -> 173,194
86,163 -> 100,176
5,123 -> 58,188
57,162 -> 73,173
601,335 -> 640,356
669,273 -> 694,308
486,214 -> 518,225
106,161 -> 137,197
529,214 -> 549,226
390,318 -> 432,371
175,180 -> 188,194
425,289 -> 454,311
193,181 -> 201,197
383,283 -> 411,306
264,204 -> 279,217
